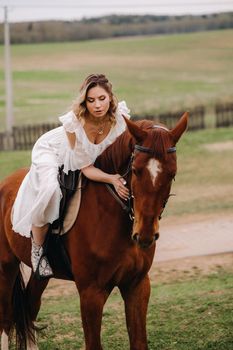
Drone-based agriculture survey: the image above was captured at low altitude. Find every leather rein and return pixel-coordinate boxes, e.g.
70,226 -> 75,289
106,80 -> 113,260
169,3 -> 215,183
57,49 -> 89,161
105,126 -> 176,221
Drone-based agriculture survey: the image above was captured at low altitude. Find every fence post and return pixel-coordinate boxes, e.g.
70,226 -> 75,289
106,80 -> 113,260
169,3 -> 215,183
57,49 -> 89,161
215,103 -> 233,128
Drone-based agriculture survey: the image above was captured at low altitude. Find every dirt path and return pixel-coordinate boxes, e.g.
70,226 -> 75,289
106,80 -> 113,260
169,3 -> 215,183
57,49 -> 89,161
155,211 -> 233,262
42,212 -> 233,297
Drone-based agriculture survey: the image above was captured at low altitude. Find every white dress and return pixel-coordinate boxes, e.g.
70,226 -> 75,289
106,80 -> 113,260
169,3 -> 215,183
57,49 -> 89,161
12,101 -> 130,237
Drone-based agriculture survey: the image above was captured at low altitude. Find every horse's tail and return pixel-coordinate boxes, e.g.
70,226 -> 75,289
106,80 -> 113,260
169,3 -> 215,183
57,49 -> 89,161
12,268 -> 35,349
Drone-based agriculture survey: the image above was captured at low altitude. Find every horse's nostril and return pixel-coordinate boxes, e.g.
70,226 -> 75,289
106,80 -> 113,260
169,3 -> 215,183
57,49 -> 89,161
132,233 -> 139,242
154,232 -> 160,241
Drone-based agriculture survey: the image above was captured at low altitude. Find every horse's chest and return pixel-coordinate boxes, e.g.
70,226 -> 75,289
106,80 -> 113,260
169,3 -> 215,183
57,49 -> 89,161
115,251 -> 152,284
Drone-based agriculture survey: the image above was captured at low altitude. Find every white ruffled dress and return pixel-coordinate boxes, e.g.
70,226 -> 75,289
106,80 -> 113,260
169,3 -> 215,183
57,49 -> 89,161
12,101 -> 130,237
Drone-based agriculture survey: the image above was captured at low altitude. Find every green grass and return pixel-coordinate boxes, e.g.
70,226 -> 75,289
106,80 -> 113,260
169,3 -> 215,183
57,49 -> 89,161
1,127 -> 232,217
0,150 -> 31,180
166,126 -> 233,216
0,29 -> 233,129
9,268 -> 232,349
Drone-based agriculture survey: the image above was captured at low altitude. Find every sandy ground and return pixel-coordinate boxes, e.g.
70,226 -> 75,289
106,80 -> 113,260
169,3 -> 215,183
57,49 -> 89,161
39,212 -> 233,297
155,212 -> 233,262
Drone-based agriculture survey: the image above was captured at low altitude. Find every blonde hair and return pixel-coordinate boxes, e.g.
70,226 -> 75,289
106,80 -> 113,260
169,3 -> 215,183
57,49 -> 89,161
72,74 -> 118,124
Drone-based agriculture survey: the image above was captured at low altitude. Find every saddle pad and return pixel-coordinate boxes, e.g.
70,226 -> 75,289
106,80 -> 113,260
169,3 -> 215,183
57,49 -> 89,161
52,176 -> 82,235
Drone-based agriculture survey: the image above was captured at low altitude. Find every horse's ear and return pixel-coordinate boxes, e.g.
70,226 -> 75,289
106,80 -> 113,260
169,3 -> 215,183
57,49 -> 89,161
123,116 -> 147,142
170,112 -> 189,144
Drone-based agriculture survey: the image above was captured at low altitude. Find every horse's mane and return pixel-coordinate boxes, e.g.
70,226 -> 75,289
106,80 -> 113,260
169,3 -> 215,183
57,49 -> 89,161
95,119 -> 172,173
95,128 -> 133,173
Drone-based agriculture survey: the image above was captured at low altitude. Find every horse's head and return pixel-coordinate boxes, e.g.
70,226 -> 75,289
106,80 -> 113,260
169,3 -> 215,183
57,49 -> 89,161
125,112 -> 188,249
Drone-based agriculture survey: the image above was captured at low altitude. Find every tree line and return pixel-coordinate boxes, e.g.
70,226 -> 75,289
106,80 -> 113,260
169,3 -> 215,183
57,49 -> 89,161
0,12 -> 232,44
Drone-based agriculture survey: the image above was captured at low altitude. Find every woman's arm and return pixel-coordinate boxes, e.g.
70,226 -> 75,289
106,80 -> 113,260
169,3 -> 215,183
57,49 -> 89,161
82,165 -> 129,200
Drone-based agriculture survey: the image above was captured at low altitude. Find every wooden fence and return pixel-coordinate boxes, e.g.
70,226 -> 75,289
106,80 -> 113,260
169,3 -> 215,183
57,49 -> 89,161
12,122 -> 60,151
0,103 -> 232,151
0,108 -> 205,151
159,106 -> 205,130
0,132 -> 13,151
215,102 -> 233,127
132,106 -> 205,130
0,133 -> 5,151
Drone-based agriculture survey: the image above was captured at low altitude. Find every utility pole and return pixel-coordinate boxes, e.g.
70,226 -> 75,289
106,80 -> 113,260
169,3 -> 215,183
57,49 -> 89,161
4,5 -> 14,136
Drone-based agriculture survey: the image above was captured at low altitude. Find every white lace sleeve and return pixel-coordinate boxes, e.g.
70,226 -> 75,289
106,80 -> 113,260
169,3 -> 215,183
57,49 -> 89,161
58,111 -> 93,173
116,100 -> 131,120
59,110 -> 80,133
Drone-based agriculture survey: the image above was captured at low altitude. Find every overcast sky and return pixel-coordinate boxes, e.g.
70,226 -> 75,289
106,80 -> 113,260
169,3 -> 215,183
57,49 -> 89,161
0,0 -> 233,22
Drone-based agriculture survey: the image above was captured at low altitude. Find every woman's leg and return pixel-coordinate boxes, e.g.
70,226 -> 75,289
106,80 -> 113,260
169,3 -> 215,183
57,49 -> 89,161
31,224 -> 49,245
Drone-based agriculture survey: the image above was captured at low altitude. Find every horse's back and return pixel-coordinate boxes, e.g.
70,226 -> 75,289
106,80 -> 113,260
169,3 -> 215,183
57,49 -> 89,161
0,168 -> 30,263
0,168 -> 28,228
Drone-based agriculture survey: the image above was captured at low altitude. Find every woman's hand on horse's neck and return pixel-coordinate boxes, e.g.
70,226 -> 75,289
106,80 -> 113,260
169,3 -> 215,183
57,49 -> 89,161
82,165 -> 129,200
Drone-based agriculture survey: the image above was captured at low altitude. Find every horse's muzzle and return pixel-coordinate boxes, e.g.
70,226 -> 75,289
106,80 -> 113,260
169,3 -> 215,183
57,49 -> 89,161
132,232 -> 159,249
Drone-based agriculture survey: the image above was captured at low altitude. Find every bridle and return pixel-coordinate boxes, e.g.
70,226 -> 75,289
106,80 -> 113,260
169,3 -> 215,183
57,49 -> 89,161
105,125 -> 177,221
134,124 -> 176,157
134,144 -> 176,154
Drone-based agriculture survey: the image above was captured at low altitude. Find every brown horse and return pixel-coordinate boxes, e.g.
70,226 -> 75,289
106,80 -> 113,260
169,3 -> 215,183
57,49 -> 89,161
0,113 -> 188,350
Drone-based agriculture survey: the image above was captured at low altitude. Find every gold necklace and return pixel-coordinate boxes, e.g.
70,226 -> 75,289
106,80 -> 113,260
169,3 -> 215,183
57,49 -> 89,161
86,114 -> 109,135
97,121 -> 106,135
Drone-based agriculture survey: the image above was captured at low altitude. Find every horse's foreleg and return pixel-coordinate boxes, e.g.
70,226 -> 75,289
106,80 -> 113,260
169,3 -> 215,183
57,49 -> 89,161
79,286 -> 109,350
25,273 -> 49,350
120,275 -> 151,350
1,331 -> 9,350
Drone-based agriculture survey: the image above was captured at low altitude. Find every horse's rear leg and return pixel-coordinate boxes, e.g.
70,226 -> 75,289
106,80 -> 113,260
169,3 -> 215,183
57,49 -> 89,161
0,261 -> 47,350
120,275 -> 151,350
3,323 -> 39,350
78,285 -> 109,350
1,331 -> 9,350
0,260 -> 19,342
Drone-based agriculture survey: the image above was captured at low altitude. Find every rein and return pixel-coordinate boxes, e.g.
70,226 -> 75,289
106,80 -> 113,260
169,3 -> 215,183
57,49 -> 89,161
105,153 -> 135,220
105,131 -> 177,221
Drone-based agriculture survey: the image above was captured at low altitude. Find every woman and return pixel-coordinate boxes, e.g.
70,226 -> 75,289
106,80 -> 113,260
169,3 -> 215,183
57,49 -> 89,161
12,74 -> 130,279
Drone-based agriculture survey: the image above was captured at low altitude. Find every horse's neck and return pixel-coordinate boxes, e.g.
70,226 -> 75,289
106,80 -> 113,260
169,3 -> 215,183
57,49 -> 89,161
96,131 -> 133,174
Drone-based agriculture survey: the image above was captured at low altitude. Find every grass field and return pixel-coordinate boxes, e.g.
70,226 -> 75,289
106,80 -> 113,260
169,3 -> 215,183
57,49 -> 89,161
8,261 -> 232,350
1,30 -> 233,350
1,126 -> 232,217
0,29 -> 233,129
